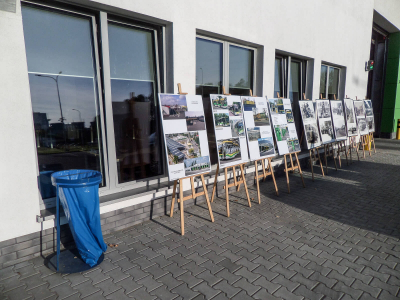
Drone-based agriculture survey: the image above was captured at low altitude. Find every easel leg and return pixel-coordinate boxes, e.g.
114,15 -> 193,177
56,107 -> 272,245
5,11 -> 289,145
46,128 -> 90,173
284,155 -> 290,193
170,180 -> 177,217
211,165 -> 219,202
190,177 -> 196,201
224,168 -> 230,217
179,180 -> 185,235
332,144 -> 338,170
261,159 -> 266,182
309,150 -> 314,182
368,135 -> 372,156
371,133 -> 376,153
324,145 -> 328,175
295,153 -> 306,188
362,136 -> 366,158
200,174 -> 214,223
316,148 -> 324,176
269,158 -> 279,196
240,164 -> 252,207
233,166 -> 241,192
337,142 -> 342,168
255,160 -> 260,204
344,141 -> 348,166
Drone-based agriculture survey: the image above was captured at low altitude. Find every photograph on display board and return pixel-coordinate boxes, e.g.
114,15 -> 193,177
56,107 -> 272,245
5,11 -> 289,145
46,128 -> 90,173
242,98 -> 256,111
158,94 -> 211,180
161,94 -> 187,120
315,99 -> 335,144
269,98 -> 300,155
354,100 -> 369,135
185,111 -> 205,131
330,100 -> 347,140
210,94 -> 249,167
344,99 -> 358,136
242,96 -> 276,161
217,138 -> 242,166
299,100 -> 322,149
364,100 -> 375,132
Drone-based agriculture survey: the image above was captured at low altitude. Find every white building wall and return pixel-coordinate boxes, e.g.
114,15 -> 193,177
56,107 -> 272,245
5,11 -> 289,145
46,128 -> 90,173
0,0 -> 398,242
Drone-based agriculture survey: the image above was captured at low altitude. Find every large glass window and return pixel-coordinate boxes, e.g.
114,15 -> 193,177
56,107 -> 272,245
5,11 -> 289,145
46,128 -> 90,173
229,45 -> 253,96
108,22 -> 163,184
320,64 -> 340,100
274,58 -> 283,98
22,5 -> 105,200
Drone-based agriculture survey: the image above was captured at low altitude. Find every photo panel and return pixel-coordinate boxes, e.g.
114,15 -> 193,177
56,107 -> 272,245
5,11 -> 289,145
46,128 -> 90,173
242,96 -> 276,161
354,100 -> 369,135
330,100 -> 347,141
364,100 -> 375,132
269,98 -> 300,155
344,99 -> 358,136
299,100 -> 322,149
158,94 -> 211,180
315,99 -> 335,144
210,94 -> 249,167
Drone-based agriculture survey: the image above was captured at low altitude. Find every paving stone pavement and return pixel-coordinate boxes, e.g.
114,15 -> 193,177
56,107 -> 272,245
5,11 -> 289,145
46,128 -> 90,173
1,139 -> 400,300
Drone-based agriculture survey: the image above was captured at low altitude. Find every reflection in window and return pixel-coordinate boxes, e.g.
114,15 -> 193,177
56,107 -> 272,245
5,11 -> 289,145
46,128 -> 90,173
328,67 -> 339,100
289,61 -> 301,103
274,58 -> 283,98
320,65 -> 328,98
195,38 -> 223,165
22,5 -> 105,199
108,23 -> 162,183
229,45 -> 253,96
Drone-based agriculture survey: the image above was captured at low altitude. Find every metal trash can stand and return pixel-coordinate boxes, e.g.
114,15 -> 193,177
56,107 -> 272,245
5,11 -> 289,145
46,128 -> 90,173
50,170 -> 107,272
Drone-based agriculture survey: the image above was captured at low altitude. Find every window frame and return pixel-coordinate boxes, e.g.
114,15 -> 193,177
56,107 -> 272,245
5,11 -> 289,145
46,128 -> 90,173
100,13 -> 166,191
195,35 -> 257,95
22,1 -> 110,207
321,64 -> 341,100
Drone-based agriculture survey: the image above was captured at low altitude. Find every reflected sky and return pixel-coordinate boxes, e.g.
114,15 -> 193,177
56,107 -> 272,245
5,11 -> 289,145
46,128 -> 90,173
29,74 -> 98,128
229,45 -> 252,88
196,38 -> 223,86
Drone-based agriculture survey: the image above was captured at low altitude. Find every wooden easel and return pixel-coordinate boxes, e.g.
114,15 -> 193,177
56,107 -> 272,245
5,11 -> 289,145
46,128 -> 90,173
254,157 -> 279,203
169,83 -> 214,235
360,134 -> 372,158
369,132 -> 376,154
323,143 -> 338,173
283,152 -> 305,193
309,147 -> 324,181
210,86 -> 251,217
347,136 -> 360,163
336,140 -> 348,167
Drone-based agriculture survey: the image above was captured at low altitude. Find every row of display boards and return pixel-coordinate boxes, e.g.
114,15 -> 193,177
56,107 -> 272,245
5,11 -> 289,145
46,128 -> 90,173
157,87 -> 375,234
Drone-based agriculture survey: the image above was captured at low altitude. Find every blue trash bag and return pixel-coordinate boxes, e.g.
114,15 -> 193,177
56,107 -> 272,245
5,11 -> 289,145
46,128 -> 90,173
51,170 -> 107,267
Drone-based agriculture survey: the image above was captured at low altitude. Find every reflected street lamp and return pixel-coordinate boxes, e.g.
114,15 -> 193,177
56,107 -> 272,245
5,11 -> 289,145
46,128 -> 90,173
72,109 -> 82,122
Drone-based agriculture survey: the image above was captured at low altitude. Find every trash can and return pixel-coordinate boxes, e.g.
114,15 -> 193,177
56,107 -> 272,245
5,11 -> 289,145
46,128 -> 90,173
51,170 -> 107,270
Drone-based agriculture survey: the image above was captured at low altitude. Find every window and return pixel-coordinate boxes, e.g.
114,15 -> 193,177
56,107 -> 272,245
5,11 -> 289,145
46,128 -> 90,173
320,64 -> 340,100
196,36 -> 256,164
22,4 -> 106,200
274,55 -> 307,139
22,2 -> 165,205
107,21 -> 163,184
196,36 -> 255,98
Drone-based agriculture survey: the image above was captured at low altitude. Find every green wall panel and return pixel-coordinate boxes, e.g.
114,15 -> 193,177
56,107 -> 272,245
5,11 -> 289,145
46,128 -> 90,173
381,108 -> 395,133
385,58 -> 399,84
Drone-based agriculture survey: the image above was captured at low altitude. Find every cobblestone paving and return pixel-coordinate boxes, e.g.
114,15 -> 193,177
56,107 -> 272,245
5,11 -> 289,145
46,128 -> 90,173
1,139 -> 400,299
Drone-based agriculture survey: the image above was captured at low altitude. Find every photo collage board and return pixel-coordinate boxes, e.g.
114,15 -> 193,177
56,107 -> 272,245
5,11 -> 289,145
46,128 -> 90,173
268,98 -> 301,155
344,99 -> 358,136
330,100 -> 347,141
242,96 -> 275,160
315,100 -> 335,144
158,94 -> 211,180
353,100 -> 369,135
210,94 -> 249,168
364,100 -> 375,132
299,100 -> 322,149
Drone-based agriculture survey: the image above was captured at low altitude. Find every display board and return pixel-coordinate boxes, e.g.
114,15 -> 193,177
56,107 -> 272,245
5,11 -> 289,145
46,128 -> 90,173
299,100 -> 322,149
315,99 -> 335,143
242,96 -> 275,160
364,100 -> 375,132
158,94 -> 211,180
344,99 -> 358,136
210,94 -> 249,168
330,100 -> 347,140
353,100 -> 369,135
268,98 -> 301,155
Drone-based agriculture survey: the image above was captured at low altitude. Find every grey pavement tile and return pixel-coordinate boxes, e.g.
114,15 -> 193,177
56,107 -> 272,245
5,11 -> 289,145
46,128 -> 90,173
192,282 -> 220,300
312,283 -> 344,299
345,268 -> 373,284
0,266 -> 18,281
232,277 -> 260,296
369,277 -> 399,296
253,288 -> 280,300
378,290 -> 400,300
233,266 -> 260,283
136,275 -> 163,292
105,288 -> 134,300
150,285 -> 179,300
171,283 -> 200,299
273,286 -> 303,300
271,275 -> 300,293
213,280 -> 241,298
115,276 -> 142,294
26,283 -> 57,300
1,286 -> 33,300
82,290 -> 106,300
43,274 -> 69,289
177,272 -> 203,288
253,265 -> 279,281
94,278 -> 122,297
0,275 -> 26,292
332,281 -> 364,299
196,270 -> 222,287
293,284 -> 324,300
63,272 -> 90,287
351,279 -> 382,298
72,279 -> 101,298
198,261 -> 223,275
50,282 -> 79,299
156,274 -> 182,290
83,268 -> 110,285
231,290 -> 255,300
21,273 -> 47,291
214,269 -> 241,285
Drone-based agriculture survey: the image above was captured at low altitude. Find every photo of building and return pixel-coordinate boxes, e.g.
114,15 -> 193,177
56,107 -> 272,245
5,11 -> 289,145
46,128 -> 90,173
317,101 -> 331,119
274,125 -> 289,141
214,113 -> 230,128
228,102 -> 242,116
320,120 -> 334,141
285,109 -> 294,123
212,95 -> 228,109
165,132 -> 201,165
269,99 -> 285,115
230,119 -> 244,137
331,102 -> 344,116
253,107 -> 270,126
354,101 -> 366,117
345,102 -> 355,123
334,120 -> 347,138
217,138 -> 241,165
184,156 -> 210,176
258,137 -> 275,156
185,111 -> 205,131
161,94 -> 188,119
247,127 -> 261,141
